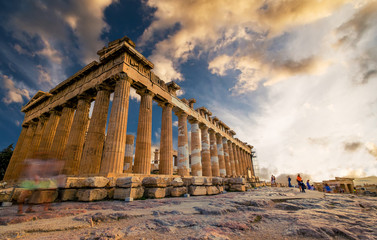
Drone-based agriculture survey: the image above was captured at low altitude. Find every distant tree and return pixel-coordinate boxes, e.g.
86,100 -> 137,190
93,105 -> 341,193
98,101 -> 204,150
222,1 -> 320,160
0,144 -> 13,180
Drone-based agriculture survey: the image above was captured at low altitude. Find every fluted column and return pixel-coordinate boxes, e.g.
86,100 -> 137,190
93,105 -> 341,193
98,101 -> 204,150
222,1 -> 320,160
123,134 -> 134,173
25,116 -> 47,159
228,141 -> 236,176
62,95 -> 91,175
175,111 -> 189,176
100,75 -> 132,175
38,110 -> 61,153
133,89 -> 154,174
242,150 -> 248,176
233,143 -> 241,176
209,129 -> 219,177
200,124 -> 211,176
222,138 -> 231,177
13,122 -> 37,180
79,86 -> 111,175
216,134 -> 226,177
159,103 -> 173,175
3,126 -> 28,180
50,104 -> 75,160
236,146 -> 244,176
189,119 -> 202,176
239,149 -> 246,176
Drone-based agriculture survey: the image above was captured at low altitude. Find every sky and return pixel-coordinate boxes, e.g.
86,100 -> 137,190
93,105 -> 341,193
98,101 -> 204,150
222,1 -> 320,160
0,0 -> 376,182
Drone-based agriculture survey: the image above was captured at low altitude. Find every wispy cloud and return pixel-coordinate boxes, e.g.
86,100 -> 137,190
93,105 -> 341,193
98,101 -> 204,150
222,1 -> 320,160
0,74 -> 30,104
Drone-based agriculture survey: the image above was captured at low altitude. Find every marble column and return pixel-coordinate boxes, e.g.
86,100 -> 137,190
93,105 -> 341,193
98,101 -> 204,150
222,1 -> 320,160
100,75 -> 132,175
13,122 -> 37,180
38,110 -> 61,153
25,116 -> 47,159
50,104 -> 75,160
3,126 -> 28,180
189,119 -> 202,176
175,111 -> 189,176
216,134 -> 226,177
209,129 -> 220,177
233,144 -> 241,176
200,124 -> 211,176
62,95 -> 91,175
133,89 -> 154,174
242,150 -> 248,176
236,146 -> 244,176
222,138 -> 231,177
159,103 -> 173,175
79,86 -> 111,175
239,149 -> 246,176
123,134 -> 134,173
227,141 -> 236,176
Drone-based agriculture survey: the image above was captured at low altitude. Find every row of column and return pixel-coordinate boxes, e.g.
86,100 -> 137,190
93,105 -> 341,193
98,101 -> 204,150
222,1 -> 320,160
4,73 -> 254,180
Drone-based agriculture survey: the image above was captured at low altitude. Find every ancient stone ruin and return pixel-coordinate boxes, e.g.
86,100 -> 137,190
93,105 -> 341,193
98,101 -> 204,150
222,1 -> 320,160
2,36 -> 258,202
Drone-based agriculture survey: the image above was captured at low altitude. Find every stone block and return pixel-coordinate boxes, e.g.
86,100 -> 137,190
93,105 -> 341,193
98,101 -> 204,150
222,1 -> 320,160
0,188 -> 12,202
113,187 -> 144,200
76,189 -> 107,201
182,177 -> 192,186
165,186 -> 173,197
230,177 -> 246,185
189,186 -> 207,196
60,189 -> 77,201
144,188 -> 166,198
229,184 -> 246,192
224,185 -> 230,191
170,187 -> 187,197
172,177 -> 184,187
142,177 -> 169,187
212,177 -> 223,185
29,190 -> 58,204
203,177 -> 212,186
83,177 -> 109,188
106,177 -> 117,187
223,178 -> 231,185
116,177 -> 141,188
64,177 -> 87,188
217,186 -> 224,193
107,188 -> 115,199
206,186 -> 220,195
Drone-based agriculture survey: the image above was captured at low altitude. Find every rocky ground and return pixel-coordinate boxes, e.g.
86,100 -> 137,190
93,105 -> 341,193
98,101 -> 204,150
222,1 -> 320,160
0,187 -> 376,240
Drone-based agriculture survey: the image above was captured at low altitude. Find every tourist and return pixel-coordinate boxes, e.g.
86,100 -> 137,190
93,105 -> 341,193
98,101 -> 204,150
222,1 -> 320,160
306,180 -> 312,190
296,174 -> 305,192
288,176 -> 293,187
271,175 -> 276,187
324,183 -> 331,193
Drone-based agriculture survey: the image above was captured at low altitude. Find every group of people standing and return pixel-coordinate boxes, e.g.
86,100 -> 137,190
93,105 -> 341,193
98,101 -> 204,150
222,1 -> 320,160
287,174 -> 314,192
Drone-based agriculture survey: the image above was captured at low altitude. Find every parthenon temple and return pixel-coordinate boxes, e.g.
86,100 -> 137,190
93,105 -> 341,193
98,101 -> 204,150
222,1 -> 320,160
4,36 -> 255,182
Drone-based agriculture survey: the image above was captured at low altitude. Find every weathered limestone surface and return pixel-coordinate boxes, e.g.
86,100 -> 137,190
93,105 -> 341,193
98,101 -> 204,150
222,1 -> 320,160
64,177 -> 109,188
176,111 -> 189,177
38,110 -> 61,153
60,189 -> 78,201
200,125 -> 211,177
101,76 -> 132,175
62,96 -> 91,175
26,116 -> 46,158
212,177 -> 223,185
170,186 -> 187,197
80,87 -> 111,174
133,89 -> 154,174
190,120 -> 202,176
77,189 -> 108,201
216,134 -> 226,177
159,103 -> 173,175
206,186 -> 220,195
144,188 -> 166,198
189,186 -> 207,196
171,177 -> 184,187
50,105 -> 75,161
114,187 -> 144,200
142,177 -> 170,187
3,126 -> 27,180
222,138 -> 231,177
227,141 -> 236,177
209,130 -> 220,177
116,177 -> 142,188
233,144 -> 241,176
229,184 -> 246,192
123,135 -> 134,173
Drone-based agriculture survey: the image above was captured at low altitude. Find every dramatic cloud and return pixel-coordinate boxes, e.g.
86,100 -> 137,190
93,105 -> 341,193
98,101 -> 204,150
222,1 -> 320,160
141,0 -> 350,90
0,74 -> 30,104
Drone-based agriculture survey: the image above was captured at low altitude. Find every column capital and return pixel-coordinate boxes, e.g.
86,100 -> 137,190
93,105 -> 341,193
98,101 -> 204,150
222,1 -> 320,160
174,109 -> 187,117
77,93 -> 93,102
136,88 -> 154,97
208,128 -> 216,134
158,101 -> 173,109
61,101 -> 76,109
188,117 -> 199,124
96,83 -> 113,92
199,122 -> 208,130
111,72 -> 133,83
